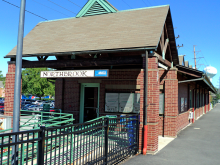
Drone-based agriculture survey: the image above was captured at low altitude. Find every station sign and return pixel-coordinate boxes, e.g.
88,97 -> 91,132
40,69 -> 109,78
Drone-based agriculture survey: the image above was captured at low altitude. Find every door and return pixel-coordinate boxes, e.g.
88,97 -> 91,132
80,83 -> 100,123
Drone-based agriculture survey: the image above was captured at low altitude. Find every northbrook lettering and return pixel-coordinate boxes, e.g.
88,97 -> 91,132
41,70 -> 94,78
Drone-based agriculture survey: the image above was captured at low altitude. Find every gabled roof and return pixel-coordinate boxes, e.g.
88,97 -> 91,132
6,5 -> 174,58
76,0 -> 117,18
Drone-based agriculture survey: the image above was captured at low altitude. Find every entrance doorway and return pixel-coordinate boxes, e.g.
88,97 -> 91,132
80,83 -> 100,123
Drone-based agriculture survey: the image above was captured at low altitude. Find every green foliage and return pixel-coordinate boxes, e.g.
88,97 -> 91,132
0,70 -> 6,88
0,71 -> 3,80
42,98 -> 55,101
22,68 -> 55,99
215,92 -> 220,100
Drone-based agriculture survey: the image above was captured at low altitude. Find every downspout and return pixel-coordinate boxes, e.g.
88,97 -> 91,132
143,51 -> 148,155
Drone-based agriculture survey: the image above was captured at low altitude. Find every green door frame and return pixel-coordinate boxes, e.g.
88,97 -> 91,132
80,83 -> 100,123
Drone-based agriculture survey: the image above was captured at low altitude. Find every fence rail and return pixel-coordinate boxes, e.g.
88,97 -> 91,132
0,115 -> 139,165
0,109 -> 75,134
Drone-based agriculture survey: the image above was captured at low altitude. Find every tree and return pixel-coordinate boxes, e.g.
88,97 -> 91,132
22,68 -> 55,100
0,71 -> 3,80
0,71 -> 5,88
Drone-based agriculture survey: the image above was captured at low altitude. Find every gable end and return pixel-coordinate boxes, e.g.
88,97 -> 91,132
76,0 -> 117,18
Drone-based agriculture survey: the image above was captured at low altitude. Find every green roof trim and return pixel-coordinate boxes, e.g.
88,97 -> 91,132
76,0 -> 117,17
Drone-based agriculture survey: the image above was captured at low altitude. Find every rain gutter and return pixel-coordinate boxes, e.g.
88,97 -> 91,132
178,78 -> 204,84
178,75 -> 216,93
4,47 -> 157,58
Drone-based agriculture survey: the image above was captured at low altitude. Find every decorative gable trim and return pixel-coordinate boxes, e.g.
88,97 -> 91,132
76,0 -> 117,18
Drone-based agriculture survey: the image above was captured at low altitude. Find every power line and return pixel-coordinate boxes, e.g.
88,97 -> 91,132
32,0 -> 70,17
47,0 -> 77,15
2,0 -> 48,20
146,0 -> 152,6
196,46 -> 210,66
121,0 -> 132,8
141,0 -> 148,6
178,36 -> 210,68
67,0 -> 82,8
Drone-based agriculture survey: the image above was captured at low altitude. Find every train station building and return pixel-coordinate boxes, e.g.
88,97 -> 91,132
4,0 -> 216,154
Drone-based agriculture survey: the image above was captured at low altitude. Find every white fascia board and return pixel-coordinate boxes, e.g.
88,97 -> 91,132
158,62 -> 168,70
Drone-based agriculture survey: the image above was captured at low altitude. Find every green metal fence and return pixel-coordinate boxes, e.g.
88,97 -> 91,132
0,114 -> 139,165
0,109 -> 75,134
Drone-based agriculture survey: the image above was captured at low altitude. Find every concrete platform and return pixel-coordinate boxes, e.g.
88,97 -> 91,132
123,104 -> 220,165
157,136 -> 175,153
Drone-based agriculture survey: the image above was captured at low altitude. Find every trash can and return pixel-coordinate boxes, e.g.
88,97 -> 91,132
127,116 -> 136,147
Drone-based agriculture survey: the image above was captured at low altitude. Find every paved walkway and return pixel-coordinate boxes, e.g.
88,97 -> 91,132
123,104 -> 220,165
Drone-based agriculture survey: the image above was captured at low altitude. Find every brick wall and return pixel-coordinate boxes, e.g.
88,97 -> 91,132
158,116 -> 164,136
164,69 -> 178,137
205,89 -> 209,113
55,79 -> 80,122
195,107 -> 203,120
146,56 -> 159,153
4,62 -> 16,118
55,78 -> 63,109
177,111 -> 190,133
158,68 -> 180,138
4,61 -> 22,128
54,59 -> 159,154
55,70 -> 142,124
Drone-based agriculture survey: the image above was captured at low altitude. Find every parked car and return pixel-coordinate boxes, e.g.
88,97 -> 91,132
21,104 -> 32,110
21,101 -> 32,108
21,99 -> 34,102
32,100 -> 44,105
0,103 -> 4,109
0,107 -> 4,114
28,104 -> 39,111
34,104 -> 54,111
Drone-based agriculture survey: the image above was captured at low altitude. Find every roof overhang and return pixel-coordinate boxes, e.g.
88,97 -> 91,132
177,65 -> 217,93
4,47 -> 156,58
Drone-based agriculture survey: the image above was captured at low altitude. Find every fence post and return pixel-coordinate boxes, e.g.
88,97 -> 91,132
136,115 -> 139,154
104,118 -> 109,164
37,126 -> 45,165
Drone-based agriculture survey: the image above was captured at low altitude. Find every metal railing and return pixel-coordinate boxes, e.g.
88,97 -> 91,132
0,109 -> 75,133
0,115 -> 139,165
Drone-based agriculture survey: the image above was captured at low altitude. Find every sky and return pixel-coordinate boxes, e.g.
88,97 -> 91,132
0,0 -> 220,88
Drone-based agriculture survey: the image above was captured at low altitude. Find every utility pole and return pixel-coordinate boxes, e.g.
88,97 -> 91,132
177,44 -> 183,49
194,45 -> 197,69
12,0 -> 26,165
193,45 -> 201,69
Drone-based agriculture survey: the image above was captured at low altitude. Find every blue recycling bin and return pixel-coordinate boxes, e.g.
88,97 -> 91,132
127,116 -> 136,147
120,115 -> 126,126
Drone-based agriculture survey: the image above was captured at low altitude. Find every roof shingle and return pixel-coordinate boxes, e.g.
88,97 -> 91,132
7,5 -> 170,56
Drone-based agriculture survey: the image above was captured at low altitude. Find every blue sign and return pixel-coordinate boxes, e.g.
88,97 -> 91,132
95,70 -> 108,77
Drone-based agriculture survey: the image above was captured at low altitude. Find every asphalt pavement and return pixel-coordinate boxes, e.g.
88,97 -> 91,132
123,104 -> 220,165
